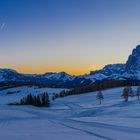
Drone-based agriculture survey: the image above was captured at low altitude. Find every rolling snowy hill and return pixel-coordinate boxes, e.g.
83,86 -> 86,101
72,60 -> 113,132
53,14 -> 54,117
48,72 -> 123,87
0,86 -> 140,140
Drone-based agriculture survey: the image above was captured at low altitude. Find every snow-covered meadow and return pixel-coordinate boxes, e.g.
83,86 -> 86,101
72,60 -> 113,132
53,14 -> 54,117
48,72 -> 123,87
0,86 -> 140,140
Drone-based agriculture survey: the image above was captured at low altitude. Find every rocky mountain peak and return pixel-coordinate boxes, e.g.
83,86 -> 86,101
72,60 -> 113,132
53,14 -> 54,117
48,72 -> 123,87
126,45 -> 140,71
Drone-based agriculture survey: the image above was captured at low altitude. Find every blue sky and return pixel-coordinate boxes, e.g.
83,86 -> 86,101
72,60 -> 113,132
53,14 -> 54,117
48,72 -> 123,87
0,0 -> 140,75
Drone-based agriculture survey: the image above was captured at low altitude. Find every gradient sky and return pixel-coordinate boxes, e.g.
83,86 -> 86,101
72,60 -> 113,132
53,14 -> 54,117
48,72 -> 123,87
0,0 -> 140,75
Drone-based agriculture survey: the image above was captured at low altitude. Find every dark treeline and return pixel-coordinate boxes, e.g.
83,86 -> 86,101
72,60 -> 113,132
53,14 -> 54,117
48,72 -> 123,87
20,92 -> 50,107
52,80 -> 140,100
10,92 -> 50,107
0,81 -> 77,90
71,80 -> 140,94
0,82 -> 54,90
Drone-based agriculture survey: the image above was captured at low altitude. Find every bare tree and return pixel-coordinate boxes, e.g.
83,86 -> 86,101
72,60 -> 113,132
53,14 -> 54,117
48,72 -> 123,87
122,87 -> 129,102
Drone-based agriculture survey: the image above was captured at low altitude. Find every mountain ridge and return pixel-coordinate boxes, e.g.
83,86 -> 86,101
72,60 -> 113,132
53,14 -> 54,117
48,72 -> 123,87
1,45 -> 140,87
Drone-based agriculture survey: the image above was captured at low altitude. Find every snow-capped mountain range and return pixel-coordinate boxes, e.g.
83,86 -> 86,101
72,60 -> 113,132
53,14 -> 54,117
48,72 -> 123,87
1,45 -> 140,87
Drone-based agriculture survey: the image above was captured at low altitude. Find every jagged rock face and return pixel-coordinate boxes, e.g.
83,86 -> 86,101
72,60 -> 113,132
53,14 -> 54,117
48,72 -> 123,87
90,64 -> 125,76
84,64 -> 126,82
126,45 -> 140,71
102,64 -> 125,75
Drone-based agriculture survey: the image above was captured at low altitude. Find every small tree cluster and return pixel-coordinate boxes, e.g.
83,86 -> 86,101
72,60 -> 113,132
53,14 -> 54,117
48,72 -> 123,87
122,86 -> 140,102
52,90 -> 75,100
19,92 -> 50,107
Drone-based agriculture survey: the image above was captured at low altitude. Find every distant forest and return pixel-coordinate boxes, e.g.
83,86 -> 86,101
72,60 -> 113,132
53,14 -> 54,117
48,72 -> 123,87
52,80 -> 140,100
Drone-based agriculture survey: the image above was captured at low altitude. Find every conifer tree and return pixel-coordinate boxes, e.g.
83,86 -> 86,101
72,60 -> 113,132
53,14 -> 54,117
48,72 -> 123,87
96,90 -> 104,105
128,86 -> 134,97
136,86 -> 140,101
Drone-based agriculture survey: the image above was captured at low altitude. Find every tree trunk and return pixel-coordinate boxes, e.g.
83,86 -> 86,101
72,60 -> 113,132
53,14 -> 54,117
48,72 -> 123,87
125,97 -> 128,102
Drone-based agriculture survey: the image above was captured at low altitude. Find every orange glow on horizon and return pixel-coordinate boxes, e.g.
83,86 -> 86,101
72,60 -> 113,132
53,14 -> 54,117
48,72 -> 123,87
6,65 -> 103,76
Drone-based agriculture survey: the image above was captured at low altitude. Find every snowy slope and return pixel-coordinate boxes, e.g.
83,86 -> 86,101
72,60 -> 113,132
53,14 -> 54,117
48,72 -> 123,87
0,86 -> 140,140
79,63 -> 126,83
0,69 -> 23,82
43,72 -> 74,81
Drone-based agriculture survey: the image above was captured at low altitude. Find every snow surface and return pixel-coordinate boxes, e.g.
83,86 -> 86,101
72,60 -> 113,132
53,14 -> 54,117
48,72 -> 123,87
0,86 -> 140,140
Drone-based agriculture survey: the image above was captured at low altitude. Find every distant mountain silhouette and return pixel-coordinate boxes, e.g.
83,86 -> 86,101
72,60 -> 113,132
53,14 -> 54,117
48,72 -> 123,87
1,45 -> 140,88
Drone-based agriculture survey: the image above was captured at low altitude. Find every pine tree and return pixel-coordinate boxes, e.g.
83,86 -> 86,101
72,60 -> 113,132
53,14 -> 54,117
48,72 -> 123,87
128,86 -> 134,97
44,93 -> 50,107
52,96 -> 55,101
136,86 -> 140,100
36,95 -> 41,107
59,90 -> 66,97
96,90 -> 104,105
